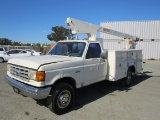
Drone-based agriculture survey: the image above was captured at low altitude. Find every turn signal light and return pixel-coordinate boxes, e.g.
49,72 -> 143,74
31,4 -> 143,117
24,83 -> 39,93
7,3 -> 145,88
36,71 -> 45,81
129,40 -> 133,44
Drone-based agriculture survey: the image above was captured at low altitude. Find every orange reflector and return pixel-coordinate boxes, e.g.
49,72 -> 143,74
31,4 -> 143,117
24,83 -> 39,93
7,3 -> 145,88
129,40 -> 133,44
36,71 -> 45,81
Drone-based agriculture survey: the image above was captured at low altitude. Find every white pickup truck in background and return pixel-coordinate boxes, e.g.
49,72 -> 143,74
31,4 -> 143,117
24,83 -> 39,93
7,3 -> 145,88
5,17 -> 142,115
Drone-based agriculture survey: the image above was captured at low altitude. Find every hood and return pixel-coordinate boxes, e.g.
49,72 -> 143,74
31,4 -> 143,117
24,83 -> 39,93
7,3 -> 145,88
8,55 -> 75,69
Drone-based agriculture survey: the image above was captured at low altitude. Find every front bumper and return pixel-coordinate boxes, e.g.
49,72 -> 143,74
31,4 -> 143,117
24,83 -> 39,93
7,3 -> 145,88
5,75 -> 51,99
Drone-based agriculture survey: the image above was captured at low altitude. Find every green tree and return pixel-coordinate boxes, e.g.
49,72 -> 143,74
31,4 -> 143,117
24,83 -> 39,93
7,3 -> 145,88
12,41 -> 22,46
25,43 -> 31,46
35,43 -> 41,47
47,26 -> 74,42
0,38 -> 12,45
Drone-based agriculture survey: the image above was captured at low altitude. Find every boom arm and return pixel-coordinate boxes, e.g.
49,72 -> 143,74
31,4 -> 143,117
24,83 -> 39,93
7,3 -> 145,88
66,17 -> 100,38
66,17 -> 138,49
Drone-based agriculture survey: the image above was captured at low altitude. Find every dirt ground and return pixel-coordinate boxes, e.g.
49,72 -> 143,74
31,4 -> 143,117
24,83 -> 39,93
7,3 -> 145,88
0,60 -> 160,120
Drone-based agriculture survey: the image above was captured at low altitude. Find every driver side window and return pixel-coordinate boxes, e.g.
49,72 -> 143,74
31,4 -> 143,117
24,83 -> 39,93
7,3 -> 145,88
86,43 -> 101,59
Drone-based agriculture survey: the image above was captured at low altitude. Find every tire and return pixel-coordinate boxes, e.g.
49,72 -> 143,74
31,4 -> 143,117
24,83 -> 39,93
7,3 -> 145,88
126,68 -> 133,85
47,83 -> 75,115
121,68 -> 133,86
0,57 -> 4,63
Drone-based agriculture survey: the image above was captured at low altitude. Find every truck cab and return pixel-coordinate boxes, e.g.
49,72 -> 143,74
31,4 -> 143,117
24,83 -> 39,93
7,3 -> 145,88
47,40 -> 107,86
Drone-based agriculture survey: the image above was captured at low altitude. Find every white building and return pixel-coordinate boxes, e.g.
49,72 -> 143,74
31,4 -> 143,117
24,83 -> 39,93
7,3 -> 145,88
100,20 -> 160,59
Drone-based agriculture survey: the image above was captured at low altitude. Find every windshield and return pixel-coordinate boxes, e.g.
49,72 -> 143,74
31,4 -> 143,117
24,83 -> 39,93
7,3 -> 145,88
48,42 -> 86,57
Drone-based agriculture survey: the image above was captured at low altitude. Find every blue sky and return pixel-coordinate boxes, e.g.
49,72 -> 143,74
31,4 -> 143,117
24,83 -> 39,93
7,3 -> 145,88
0,0 -> 160,44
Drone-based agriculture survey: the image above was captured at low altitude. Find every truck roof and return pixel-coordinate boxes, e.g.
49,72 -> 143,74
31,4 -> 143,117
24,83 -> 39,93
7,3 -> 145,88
58,40 -> 101,43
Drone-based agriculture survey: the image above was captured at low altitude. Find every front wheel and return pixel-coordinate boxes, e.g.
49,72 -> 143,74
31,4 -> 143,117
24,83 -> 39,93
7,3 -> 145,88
47,83 -> 75,115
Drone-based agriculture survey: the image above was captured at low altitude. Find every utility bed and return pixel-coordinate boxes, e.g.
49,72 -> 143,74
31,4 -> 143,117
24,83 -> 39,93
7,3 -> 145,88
107,49 -> 142,81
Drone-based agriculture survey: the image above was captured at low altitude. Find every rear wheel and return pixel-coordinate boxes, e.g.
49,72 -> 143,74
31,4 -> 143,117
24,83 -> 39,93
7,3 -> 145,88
0,57 -> 4,63
47,83 -> 75,115
120,68 -> 133,86
126,68 -> 133,85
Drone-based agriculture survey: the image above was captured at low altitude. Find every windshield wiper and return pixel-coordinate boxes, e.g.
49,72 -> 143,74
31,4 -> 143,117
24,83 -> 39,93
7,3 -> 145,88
64,52 -> 71,57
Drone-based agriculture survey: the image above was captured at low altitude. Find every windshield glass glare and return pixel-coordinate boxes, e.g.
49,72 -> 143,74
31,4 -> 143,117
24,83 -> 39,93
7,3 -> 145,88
48,42 -> 86,57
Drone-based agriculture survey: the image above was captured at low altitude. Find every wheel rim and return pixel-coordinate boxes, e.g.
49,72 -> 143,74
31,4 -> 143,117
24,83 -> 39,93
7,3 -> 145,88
0,58 -> 3,63
57,90 -> 71,109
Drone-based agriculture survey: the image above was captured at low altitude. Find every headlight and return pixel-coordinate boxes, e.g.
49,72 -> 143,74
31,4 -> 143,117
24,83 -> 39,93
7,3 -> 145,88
28,70 -> 45,82
7,64 -> 11,71
28,69 -> 36,80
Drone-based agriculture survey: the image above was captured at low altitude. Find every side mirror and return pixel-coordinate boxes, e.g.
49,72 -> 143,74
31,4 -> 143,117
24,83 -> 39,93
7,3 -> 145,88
101,50 -> 108,59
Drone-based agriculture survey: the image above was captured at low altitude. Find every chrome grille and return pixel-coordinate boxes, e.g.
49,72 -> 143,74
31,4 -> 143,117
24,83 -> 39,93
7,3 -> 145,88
10,65 -> 29,81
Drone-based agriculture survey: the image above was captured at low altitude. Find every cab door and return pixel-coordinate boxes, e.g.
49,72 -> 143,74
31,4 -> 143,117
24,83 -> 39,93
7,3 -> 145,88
83,43 -> 106,86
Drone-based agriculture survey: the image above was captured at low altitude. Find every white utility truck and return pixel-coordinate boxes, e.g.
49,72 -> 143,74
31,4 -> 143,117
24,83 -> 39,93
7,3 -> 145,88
5,17 -> 142,115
